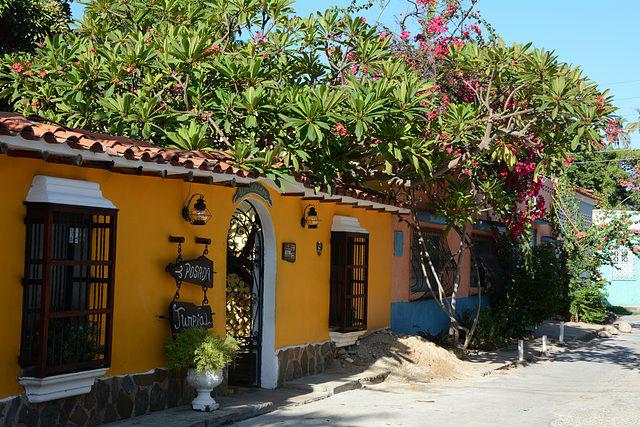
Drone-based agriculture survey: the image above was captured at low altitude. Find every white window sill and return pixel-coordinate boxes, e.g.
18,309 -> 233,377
19,367 -> 109,403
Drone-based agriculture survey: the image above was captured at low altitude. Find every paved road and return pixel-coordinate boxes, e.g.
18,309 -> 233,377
231,316 -> 640,427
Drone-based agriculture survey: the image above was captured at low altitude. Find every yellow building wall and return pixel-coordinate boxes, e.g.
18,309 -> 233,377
271,199 -> 393,348
0,155 -> 393,398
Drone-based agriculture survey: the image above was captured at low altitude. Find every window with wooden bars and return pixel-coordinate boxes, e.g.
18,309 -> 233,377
20,203 -> 117,378
329,232 -> 368,332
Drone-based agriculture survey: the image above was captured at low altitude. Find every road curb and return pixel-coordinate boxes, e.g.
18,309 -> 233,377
282,372 -> 389,396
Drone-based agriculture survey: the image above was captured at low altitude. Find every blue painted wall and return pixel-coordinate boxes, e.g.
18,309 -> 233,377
391,295 -> 490,336
601,262 -> 640,306
595,210 -> 640,306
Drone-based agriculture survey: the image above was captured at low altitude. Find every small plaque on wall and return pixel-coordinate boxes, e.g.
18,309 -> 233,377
282,243 -> 296,262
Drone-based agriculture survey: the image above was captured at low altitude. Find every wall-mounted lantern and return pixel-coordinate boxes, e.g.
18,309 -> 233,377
301,204 -> 320,229
182,194 -> 211,225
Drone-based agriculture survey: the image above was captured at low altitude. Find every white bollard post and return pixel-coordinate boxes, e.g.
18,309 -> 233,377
518,339 -> 524,361
559,322 -> 565,344
542,335 -> 548,353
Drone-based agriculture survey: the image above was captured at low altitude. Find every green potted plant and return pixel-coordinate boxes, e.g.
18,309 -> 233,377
165,327 -> 239,411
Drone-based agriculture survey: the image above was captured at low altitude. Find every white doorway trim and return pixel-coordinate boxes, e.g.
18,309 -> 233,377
237,196 -> 278,389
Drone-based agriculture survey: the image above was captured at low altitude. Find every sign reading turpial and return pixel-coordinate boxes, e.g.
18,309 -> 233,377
169,301 -> 213,333
165,255 -> 214,288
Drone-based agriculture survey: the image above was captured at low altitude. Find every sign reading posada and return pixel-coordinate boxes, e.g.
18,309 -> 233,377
165,255 -> 214,288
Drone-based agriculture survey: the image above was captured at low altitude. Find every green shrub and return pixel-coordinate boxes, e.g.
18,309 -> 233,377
164,327 -> 239,374
570,282 -> 608,324
494,239 -> 564,338
471,307 -> 511,350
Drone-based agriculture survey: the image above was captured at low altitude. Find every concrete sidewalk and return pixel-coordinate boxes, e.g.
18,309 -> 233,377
463,319 -> 606,371
106,320 -> 611,427
533,319 -> 603,341
106,371 -> 389,427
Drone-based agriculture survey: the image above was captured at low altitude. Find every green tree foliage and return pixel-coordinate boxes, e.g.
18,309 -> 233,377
563,148 -> 640,210
459,240 -> 564,351
495,240 -> 564,335
0,0 -> 620,202
554,176 -> 640,323
624,108 -> 640,136
0,0 -> 72,54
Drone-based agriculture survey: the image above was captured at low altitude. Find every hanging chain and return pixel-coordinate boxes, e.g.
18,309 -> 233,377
202,285 -> 209,305
173,242 -> 183,302
201,243 -> 209,305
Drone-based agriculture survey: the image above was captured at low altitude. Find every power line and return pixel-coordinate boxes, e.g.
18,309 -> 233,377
570,157 -> 640,165
602,79 -> 640,86
569,148 -> 640,155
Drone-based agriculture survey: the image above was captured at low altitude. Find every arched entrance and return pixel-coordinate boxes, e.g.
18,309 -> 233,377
226,200 -> 264,387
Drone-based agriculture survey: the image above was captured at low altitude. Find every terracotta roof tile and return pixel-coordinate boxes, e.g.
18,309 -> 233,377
0,112 -> 253,177
0,112 -> 407,210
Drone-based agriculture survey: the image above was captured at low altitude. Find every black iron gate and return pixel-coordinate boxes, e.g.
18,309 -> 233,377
226,201 -> 263,387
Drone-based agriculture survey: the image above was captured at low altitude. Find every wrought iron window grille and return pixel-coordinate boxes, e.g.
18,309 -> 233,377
19,203 -> 117,378
410,229 -> 456,298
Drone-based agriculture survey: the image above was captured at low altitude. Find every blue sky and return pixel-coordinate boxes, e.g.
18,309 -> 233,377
70,0 -> 640,147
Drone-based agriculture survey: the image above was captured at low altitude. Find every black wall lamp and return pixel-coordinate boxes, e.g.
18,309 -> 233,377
182,193 -> 211,225
301,204 -> 320,229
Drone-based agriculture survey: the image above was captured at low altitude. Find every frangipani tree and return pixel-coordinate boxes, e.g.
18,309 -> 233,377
2,0 -> 432,186
1,0 -> 623,347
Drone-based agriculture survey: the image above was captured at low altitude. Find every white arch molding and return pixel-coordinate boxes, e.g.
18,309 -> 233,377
229,196 -> 278,389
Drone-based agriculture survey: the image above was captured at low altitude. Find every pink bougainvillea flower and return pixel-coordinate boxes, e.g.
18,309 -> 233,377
428,16 -> 448,34
563,156 -> 574,166
575,232 -> 587,239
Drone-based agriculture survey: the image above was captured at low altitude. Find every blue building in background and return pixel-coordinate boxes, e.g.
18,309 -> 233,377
595,210 -> 640,307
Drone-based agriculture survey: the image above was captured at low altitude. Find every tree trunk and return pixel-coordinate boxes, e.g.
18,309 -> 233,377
408,203 -> 479,352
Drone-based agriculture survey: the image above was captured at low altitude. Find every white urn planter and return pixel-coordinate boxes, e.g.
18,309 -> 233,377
186,368 -> 223,411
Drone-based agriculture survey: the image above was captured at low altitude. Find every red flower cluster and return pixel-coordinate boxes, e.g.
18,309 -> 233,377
204,45 -> 221,56
11,62 -> 28,73
334,123 -> 347,137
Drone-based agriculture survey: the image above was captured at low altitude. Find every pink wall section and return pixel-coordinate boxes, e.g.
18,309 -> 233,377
389,176 -> 566,306
391,219 -> 412,303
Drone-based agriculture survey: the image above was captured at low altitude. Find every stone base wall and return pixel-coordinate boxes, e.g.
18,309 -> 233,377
0,368 -> 225,426
276,341 -> 335,386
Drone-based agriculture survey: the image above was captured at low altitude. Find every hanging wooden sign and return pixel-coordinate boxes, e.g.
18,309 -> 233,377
169,301 -> 213,333
165,255 -> 214,288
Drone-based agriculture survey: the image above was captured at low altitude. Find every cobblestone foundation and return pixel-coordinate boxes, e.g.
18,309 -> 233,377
0,368 -> 225,426
276,341 -> 335,386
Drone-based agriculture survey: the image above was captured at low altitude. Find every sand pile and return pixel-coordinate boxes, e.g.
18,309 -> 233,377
327,327 -> 473,383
